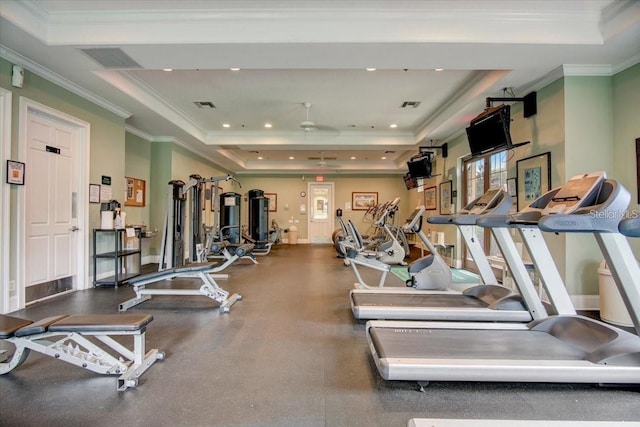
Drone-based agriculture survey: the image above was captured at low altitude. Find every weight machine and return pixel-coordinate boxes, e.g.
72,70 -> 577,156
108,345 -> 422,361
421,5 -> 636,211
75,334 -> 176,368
159,174 -> 241,270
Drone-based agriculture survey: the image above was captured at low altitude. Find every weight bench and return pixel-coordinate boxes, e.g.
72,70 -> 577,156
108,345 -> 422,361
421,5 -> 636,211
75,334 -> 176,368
0,313 -> 163,391
120,262 -> 242,313
209,241 -> 258,265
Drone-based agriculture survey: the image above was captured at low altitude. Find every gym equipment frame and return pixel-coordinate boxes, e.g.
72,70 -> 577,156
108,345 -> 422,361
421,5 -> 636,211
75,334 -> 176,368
0,313 -> 164,391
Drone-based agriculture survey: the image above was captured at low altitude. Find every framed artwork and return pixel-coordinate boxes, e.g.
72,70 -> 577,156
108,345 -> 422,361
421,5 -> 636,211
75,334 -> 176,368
265,192 -> 277,212
211,185 -> 222,211
439,181 -> 453,215
636,138 -> 640,203
89,184 -> 101,203
424,186 -> 437,210
6,160 -> 25,185
517,151 -> 551,211
352,192 -> 378,210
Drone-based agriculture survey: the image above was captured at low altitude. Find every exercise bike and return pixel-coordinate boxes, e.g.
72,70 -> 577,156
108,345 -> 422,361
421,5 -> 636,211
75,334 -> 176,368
402,206 -> 452,289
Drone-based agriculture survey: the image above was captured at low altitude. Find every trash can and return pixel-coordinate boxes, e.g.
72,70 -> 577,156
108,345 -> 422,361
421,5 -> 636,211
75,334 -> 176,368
598,260 -> 633,327
288,225 -> 298,245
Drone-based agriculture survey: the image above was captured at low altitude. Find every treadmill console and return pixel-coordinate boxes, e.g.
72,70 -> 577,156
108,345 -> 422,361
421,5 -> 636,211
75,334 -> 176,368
542,171 -> 605,215
403,206 -> 426,232
467,188 -> 503,215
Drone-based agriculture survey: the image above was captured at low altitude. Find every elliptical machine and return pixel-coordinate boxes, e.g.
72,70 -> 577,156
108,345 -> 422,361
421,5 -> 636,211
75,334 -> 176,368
403,206 -> 452,290
370,198 -> 407,265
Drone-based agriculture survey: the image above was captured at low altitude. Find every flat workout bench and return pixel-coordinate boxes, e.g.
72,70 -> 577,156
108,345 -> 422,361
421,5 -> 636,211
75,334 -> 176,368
0,313 -> 164,391
120,262 -> 242,313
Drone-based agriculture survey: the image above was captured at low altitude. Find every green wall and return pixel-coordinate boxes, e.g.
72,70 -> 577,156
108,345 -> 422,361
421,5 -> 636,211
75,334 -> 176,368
612,63 -> 640,257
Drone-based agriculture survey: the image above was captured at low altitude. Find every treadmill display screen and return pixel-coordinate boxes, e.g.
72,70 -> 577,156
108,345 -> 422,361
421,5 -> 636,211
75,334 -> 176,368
468,188 -> 502,215
545,175 -> 602,215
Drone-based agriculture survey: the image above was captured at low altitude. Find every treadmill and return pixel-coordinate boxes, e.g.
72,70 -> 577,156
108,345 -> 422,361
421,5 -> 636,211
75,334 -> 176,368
366,172 -> 640,384
349,188 -> 546,322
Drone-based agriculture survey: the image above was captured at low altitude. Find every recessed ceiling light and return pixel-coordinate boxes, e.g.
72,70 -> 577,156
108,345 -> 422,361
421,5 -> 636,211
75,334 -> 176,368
434,68 -> 444,72
389,124 -> 398,128
222,123 -> 230,128
289,156 -> 295,160
230,68 -> 241,71
257,156 -> 263,160
162,68 -> 173,72
366,68 -> 376,71
381,156 -> 387,160
264,123 -> 272,128
350,156 -> 356,160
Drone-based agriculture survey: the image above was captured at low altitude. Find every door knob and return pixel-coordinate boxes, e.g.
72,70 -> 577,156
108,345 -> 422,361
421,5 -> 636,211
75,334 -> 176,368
70,226 -> 79,232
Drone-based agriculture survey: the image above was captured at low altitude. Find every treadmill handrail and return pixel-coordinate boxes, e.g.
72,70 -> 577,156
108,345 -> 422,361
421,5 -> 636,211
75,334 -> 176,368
619,217 -> 640,237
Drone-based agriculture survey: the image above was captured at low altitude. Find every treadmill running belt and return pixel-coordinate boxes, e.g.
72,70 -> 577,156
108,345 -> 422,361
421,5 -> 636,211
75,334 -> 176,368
370,328 -> 588,360
352,293 -> 488,308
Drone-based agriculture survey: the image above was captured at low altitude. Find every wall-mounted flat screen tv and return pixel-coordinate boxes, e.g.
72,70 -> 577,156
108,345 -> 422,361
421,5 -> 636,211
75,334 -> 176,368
407,154 -> 433,179
466,104 -> 512,157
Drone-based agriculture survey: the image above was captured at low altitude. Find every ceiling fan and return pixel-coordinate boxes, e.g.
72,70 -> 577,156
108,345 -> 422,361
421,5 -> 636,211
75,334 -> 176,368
299,102 -> 338,134
308,151 -> 337,168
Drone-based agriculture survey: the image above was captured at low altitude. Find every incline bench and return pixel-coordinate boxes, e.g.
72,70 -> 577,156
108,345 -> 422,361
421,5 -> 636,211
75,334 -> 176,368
120,261 -> 242,313
0,313 -> 164,391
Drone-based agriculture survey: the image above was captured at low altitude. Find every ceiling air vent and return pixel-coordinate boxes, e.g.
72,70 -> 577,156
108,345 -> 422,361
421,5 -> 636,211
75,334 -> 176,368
194,101 -> 216,109
80,48 -> 142,69
400,101 -> 421,108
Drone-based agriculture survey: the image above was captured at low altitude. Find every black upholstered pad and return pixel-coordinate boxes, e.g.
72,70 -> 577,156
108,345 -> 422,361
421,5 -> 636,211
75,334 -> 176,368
0,314 -> 33,339
235,244 -> 254,257
47,314 -> 153,333
128,262 -> 218,284
14,315 -> 70,337
210,241 -> 231,252
175,262 -> 215,271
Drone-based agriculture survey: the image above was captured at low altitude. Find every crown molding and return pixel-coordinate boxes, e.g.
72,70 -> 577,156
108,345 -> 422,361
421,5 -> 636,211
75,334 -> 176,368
0,45 -> 131,119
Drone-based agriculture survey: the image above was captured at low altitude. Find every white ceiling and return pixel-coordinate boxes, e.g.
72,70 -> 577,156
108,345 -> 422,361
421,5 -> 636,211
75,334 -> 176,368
1,0 -> 639,174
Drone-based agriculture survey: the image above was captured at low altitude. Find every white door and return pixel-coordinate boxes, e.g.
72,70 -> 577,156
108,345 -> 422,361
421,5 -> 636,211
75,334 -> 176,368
308,182 -> 334,243
24,110 -> 78,290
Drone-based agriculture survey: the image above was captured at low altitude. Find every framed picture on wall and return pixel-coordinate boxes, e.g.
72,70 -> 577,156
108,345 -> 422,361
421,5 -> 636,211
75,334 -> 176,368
439,181 -> 453,215
6,160 -> 25,185
265,193 -> 277,212
211,186 -> 223,211
352,192 -> 378,210
516,152 -> 551,211
424,186 -> 437,210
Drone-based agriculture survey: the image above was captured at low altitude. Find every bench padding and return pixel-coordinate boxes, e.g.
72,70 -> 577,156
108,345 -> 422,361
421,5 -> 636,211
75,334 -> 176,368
128,262 -> 218,284
47,314 -> 153,333
14,315 -> 70,337
0,314 -> 34,339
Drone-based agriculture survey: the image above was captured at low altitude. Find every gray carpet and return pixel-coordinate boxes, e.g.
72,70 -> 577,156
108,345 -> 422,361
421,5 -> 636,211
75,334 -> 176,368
1,244 -> 639,427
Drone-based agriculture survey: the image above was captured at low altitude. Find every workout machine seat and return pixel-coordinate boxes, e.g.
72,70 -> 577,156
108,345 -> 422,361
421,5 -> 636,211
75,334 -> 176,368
0,313 -> 164,391
120,262 -> 242,313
